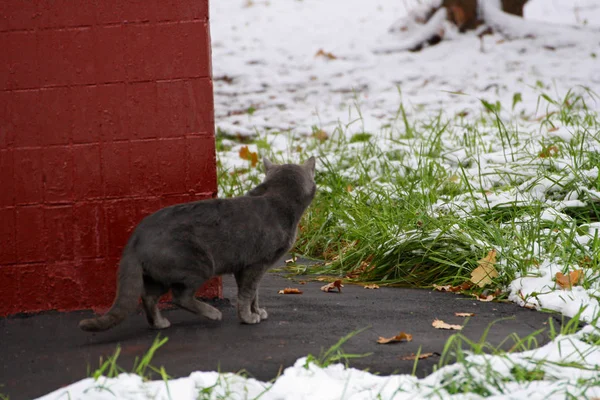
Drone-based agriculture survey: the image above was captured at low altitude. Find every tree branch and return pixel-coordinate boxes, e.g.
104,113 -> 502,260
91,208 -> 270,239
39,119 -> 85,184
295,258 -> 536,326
374,7 -> 448,54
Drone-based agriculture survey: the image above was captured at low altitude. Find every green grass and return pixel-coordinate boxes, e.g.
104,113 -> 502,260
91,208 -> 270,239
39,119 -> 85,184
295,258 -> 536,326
217,88 -> 600,298
303,326 -> 372,369
84,335 -> 170,397
426,310 -> 598,398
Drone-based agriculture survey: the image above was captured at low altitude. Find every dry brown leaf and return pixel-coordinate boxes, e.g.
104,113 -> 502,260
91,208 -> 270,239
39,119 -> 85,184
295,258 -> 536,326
455,312 -> 475,317
470,250 -> 499,288
285,256 -> 297,264
345,255 -> 375,279
239,146 -> 259,167
278,288 -> 303,295
399,352 -> 436,360
364,284 -> 380,289
579,256 -> 593,268
432,319 -> 463,330
321,280 -> 343,293
311,129 -> 328,142
476,294 -> 495,302
555,270 -> 583,289
433,282 -> 473,293
316,276 -> 336,281
377,331 -> 413,344
539,145 -> 560,158
315,48 -> 337,60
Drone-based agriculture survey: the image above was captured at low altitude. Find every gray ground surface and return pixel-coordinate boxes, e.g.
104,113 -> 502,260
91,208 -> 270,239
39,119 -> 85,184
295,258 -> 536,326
1,260 -> 559,400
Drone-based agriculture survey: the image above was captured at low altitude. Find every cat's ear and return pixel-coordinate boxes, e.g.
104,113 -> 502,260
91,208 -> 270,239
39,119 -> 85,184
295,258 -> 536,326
263,157 -> 274,172
303,156 -> 316,175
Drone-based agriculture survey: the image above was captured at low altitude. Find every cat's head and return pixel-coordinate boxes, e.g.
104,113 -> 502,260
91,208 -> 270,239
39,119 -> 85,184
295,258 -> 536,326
263,157 -> 317,201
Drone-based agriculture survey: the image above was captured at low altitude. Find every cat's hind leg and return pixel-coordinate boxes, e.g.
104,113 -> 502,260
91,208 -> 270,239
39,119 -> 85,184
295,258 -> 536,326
142,277 -> 171,329
171,284 -> 222,321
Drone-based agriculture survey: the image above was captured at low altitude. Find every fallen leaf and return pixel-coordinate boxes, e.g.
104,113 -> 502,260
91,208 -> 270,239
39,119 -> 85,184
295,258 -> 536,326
432,319 -> 462,330
229,168 -> 250,177
470,250 -> 498,288
555,270 -> 583,289
311,129 -> 328,142
364,284 -> 380,289
315,48 -> 337,60
316,276 -> 337,281
345,255 -> 375,279
433,282 -> 473,293
454,312 -> 475,317
285,256 -> 297,264
278,288 -> 303,294
377,331 -> 413,344
321,280 -> 343,293
400,352 -> 437,360
579,256 -> 593,268
298,281 -> 307,285
475,294 -> 495,302
239,146 -> 259,167
539,145 -> 560,158
346,184 -> 353,192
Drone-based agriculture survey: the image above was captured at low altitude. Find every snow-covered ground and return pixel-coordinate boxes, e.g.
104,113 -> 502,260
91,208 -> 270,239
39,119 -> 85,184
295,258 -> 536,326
37,0 -> 600,399
211,0 -> 600,138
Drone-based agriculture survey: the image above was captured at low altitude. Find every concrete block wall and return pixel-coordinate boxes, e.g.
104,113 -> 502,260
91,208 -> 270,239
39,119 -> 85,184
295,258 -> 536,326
0,0 -> 220,316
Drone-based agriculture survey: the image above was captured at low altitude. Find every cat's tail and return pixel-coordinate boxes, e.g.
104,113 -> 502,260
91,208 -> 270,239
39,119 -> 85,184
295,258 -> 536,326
79,248 -> 143,332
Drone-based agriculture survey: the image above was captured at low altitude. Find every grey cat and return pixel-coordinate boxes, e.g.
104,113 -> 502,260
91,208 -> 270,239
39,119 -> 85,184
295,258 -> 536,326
79,157 -> 316,332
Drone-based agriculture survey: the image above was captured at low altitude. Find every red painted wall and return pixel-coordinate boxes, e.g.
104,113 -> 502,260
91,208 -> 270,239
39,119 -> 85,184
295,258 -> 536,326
0,0 -> 221,316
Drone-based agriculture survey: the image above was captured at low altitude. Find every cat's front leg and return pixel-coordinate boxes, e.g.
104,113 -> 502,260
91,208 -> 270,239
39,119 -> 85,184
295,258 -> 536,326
234,268 -> 265,324
251,292 -> 268,320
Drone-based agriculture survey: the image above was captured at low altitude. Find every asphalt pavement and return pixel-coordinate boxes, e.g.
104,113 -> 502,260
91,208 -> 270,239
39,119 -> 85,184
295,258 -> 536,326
1,259 -> 561,400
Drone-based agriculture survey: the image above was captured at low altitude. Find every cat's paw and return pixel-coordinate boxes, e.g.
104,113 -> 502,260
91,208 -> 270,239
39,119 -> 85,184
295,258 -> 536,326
240,313 -> 261,324
257,307 -> 268,320
205,308 -> 222,321
151,318 -> 171,330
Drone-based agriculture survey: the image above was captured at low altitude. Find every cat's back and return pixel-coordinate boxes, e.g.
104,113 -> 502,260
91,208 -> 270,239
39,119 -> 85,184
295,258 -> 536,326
136,195 -> 272,233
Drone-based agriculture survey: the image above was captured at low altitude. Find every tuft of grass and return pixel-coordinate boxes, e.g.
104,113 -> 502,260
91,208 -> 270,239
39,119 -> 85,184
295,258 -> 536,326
304,327 -> 372,369
215,88 -> 600,317
132,335 -> 170,379
88,334 -> 170,382
426,313 -> 595,398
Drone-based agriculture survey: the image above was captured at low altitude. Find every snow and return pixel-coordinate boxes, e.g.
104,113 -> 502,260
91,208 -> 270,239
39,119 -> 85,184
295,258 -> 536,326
37,0 -> 600,398
509,259 -> 600,322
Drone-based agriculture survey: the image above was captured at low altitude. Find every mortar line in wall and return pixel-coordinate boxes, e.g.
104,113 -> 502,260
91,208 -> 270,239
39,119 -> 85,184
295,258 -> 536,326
0,19 -> 207,34
2,76 -> 210,93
